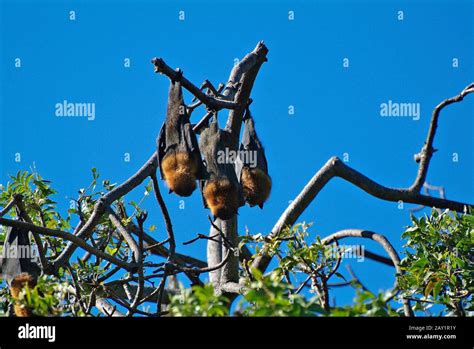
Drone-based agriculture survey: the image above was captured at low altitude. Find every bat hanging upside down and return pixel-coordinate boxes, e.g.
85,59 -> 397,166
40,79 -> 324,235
236,108 -> 272,208
202,176 -> 240,220
199,120 -> 244,220
0,225 -> 42,317
157,73 -> 207,197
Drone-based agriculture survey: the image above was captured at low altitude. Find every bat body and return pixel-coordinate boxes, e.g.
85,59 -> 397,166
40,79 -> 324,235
0,226 -> 41,284
157,78 -> 206,197
235,110 -> 271,208
199,121 -> 244,220
0,226 -> 41,317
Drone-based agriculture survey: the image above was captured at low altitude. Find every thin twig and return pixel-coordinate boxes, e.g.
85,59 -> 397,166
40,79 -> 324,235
151,58 -> 239,111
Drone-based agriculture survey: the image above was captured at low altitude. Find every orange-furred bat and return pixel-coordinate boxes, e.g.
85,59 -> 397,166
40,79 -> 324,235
157,75 -> 207,197
199,119 -> 244,220
235,109 -> 271,208
0,225 -> 41,316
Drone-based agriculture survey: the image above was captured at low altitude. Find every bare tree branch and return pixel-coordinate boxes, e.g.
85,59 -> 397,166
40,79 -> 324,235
252,156 -> 472,273
411,82 -> 474,191
224,41 -> 269,143
207,42 -> 269,288
409,182 -> 446,213
219,282 -> 248,295
150,173 -> 175,258
54,152 -> 158,268
252,83 -> 473,278
0,195 -> 19,218
95,298 -> 125,317
150,172 -> 176,313
108,208 -> 140,263
151,57 -> 239,111
345,264 -> 371,293
0,217 -> 136,272
128,212 -> 147,315
130,226 -> 206,268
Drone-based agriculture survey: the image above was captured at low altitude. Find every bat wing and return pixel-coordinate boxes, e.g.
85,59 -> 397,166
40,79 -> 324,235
160,79 -> 187,154
181,121 -> 207,180
234,152 -> 244,182
0,227 -> 41,285
166,80 -> 184,126
241,116 -> 269,173
199,178 -> 209,208
156,122 -> 167,179
160,79 -> 207,180
199,122 -> 245,208
256,145 -> 269,174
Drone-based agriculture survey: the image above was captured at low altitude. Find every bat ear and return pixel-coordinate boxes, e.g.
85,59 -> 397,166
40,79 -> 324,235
258,203 -> 264,209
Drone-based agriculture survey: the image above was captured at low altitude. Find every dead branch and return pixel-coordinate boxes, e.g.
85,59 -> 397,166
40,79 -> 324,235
252,83 -> 473,278
151,58 -> 239,111
411,83 -> 474,191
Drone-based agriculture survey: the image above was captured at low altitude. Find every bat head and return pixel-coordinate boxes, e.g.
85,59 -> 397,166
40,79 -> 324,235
203,177 -> 239,220
240,167 -> 272,208
162,151 -> 199,197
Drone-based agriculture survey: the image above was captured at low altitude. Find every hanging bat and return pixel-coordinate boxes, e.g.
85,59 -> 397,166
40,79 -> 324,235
0,226 -> 41,284
157,74 -> 207,197
235,108 -> 271,208
0,225 -> 41,317
199,119 -> 244,220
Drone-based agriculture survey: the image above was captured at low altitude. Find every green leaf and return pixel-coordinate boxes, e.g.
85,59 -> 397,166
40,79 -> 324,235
433,280 -> 443,300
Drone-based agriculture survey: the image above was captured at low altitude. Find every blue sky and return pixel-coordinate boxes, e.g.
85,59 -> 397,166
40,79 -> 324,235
1,0 -> 473,310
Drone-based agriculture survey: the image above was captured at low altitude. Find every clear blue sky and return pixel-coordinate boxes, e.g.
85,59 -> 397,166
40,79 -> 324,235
1,0 -> 473,310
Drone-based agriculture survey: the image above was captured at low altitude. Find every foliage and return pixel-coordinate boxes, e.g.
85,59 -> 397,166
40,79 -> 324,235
0,170 -> 69,255
329,287 -> 400,317
10,274 -> 84,317
168,211 -> 473,317
237,268 -> 324,316
0,170 -> 472,317
398,209 -> 473,316
168,284 -> 229,316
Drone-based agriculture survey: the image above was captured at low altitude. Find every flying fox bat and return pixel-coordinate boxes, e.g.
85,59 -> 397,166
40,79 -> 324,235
199,119 -> 244,220
0,226 -> 41,284
235,109 -> 271,208
0,226 -> 41,317
157,75 -> 207,197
